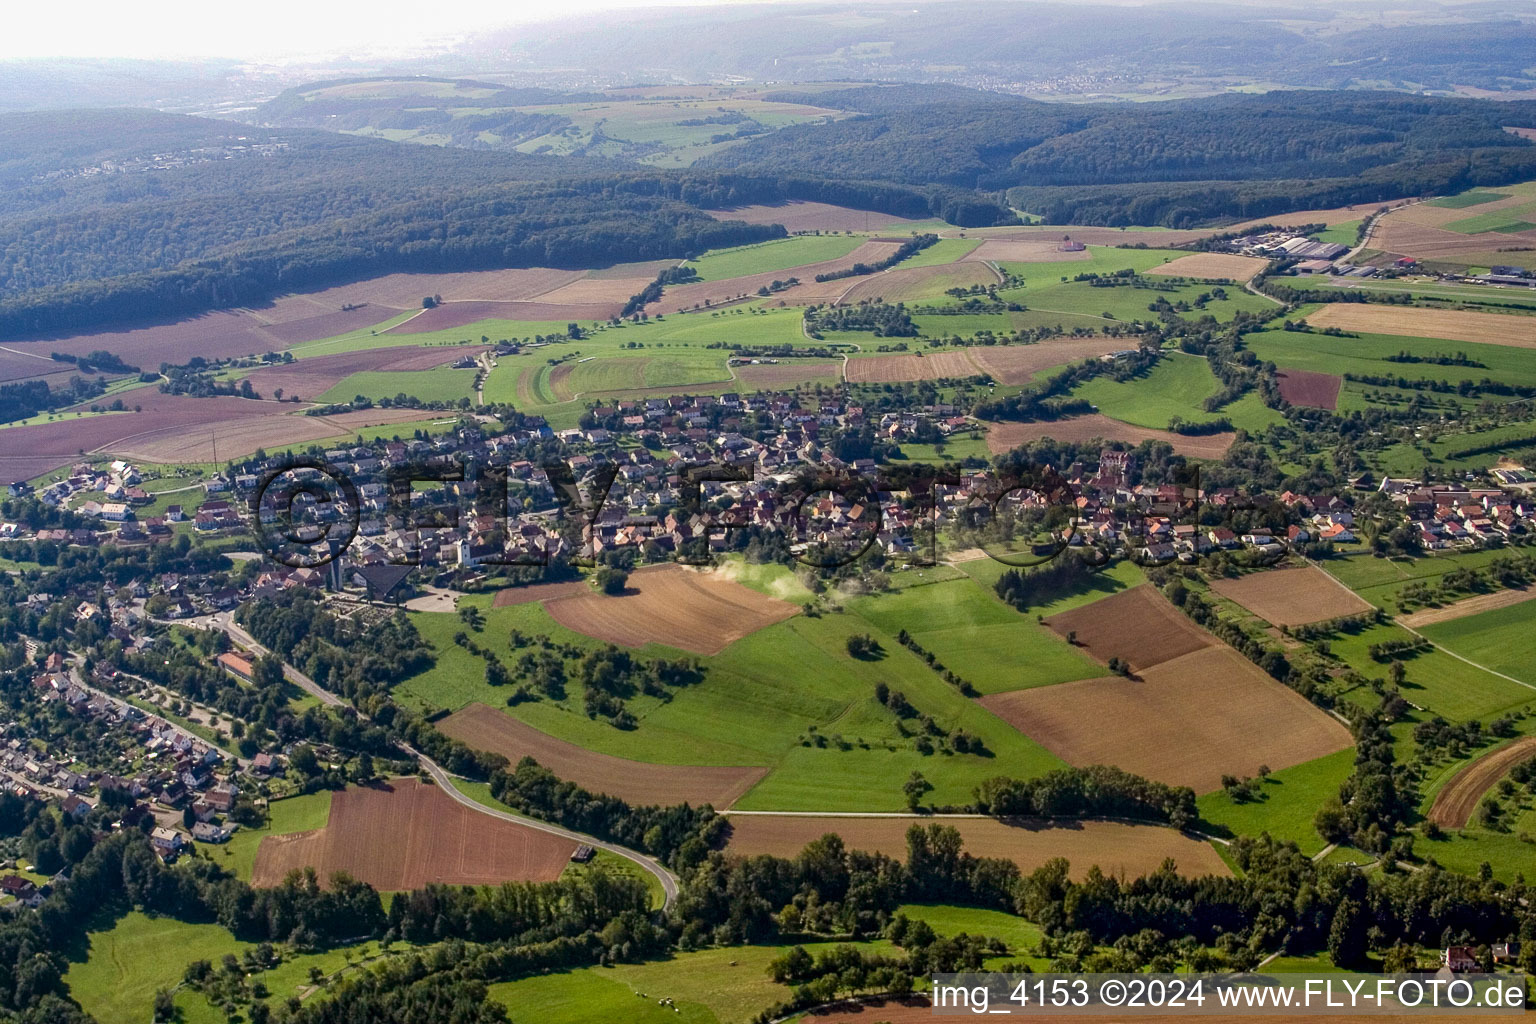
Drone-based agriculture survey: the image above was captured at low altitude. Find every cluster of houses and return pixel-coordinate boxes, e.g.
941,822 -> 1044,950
3,650 -> 288,872
1377,476 -> 1534,550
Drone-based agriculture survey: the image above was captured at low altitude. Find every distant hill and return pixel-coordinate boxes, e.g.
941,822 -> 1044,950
701,90 -> 1536,225
0,108 -> 1014,337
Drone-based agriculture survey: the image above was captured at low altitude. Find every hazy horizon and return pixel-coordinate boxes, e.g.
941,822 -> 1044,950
2,0 -> 747,62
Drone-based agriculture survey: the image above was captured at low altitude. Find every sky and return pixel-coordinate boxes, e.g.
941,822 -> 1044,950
0,0 -> 735,61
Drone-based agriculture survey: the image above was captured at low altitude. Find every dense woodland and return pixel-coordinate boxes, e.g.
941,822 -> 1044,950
0,107 -> 1012,336
707,90 -> 1536,224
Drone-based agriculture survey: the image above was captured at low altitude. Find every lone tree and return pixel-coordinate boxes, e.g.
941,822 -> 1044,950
595,566 -> 629,595
904,770 -> 933,810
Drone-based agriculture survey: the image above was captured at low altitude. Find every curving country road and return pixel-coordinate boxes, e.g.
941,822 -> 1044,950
198,613 -> 682,909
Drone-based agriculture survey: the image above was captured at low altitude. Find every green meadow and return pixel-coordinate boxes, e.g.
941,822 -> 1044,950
1195,749 -> 1356,856
1324,621 -> 1532,721
1426,191 -> 1510,209
901,237 -> 984,267
1246,322 -> 1536,390
486,941 -> 897,1024
1073,352 -> 1230,430
219,790 -> 333,882
65,911 -> 405,1024
398,572 -> 1066,811
846,576 -> 1104,695
317,366 -> 478,405
1421,600 -> 1536,687
686,234 -> 865,281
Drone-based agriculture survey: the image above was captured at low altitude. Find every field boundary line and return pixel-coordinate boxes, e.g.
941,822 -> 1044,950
1305,554 -> 1536,693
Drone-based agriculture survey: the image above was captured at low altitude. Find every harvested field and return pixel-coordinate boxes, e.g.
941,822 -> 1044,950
1,268 -> 586,367
300,267 -> 584,305
438,703 -> 768,808
835,262 -> 998,304
704,201 -> 930,232
733,360 -> 840,386
1275,369 -> 1342,410
0,391 -> 289,482
963,240 -> 1091,263
1144,252 -> 1268,283
239,346 -> 479,402
984,415 -> 1235,460
1428,735 -> 1536,829
962,226 -> 1208,246
6,310 -> 289,370
1043,585 -> 1213,672
968,338 -> 1132,385
1209,566 -> 1371,626
1305,304 -> 1536,349
844,350 -> 980,383
387,299 -> 621,333
531,277 -> 654,307
983,646 -> 1352,793
648,241 -> 904,314
251,778 -> 574,889
242,303 -> 405,346
547,364 -> 575,401
1227,200 -> 1409,232
0,348 -> 79,386
723,815 -> 1229,879
1374,195 -> 1536,262
101,407 -> 429,465
1399,586 -> 1536,628
584,259 -> 684,280
543,563 -> 798,655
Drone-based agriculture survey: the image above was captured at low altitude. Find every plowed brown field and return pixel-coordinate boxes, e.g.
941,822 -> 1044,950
437,703 -> 767,808
1276,369 -> 1342,410
1043,585 -> 1215,671
1208,566 -> 1373,626
983,646 -> 1352,793
251,779 -> 575,889
543,563 -> 798,655
984,415 -> 1235,460
723,815 -> 1230,879
1428,735 -> 1536,828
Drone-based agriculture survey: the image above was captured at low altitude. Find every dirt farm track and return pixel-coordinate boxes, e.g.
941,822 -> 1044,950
437,703 -> 768,809
723,815 -> 1230,880
251,779 -> 575,889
